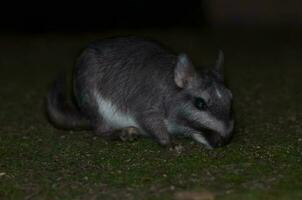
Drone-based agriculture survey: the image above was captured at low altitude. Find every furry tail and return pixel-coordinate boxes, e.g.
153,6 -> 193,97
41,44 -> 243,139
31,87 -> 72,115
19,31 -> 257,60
46,76 -> 91,130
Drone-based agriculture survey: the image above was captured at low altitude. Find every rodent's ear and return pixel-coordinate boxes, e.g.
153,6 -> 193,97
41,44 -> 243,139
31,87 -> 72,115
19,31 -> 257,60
214,50 -> 224,80
174,53 -> 195,88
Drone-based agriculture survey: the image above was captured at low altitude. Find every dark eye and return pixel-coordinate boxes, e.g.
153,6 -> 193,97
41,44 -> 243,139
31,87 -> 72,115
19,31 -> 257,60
194,97 -> 207,110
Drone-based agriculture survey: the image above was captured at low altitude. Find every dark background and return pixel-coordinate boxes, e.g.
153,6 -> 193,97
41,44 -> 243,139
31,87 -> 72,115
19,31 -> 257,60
1,0 -> 302,32
0,1 -> 205,32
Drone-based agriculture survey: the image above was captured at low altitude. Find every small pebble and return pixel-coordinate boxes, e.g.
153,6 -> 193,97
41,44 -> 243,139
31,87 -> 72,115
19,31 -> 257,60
174,145 -> 184,154
0,172 -> 6,177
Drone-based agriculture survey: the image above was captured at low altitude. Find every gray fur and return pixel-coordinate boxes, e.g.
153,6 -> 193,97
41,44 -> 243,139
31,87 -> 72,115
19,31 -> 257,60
46,36 -> 234,148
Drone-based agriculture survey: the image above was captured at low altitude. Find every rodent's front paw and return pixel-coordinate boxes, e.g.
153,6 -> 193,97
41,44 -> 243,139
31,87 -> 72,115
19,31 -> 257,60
158,137 -> 171,147
119,126 -> 140,142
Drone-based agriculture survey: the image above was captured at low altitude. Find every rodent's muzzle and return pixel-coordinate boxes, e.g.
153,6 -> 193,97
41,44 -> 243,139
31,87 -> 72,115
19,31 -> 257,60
201,127 -> 233,148
182,117 -> 233,148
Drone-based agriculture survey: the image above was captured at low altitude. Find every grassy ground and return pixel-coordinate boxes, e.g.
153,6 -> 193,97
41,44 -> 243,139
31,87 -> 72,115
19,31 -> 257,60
0,28 -> 301,200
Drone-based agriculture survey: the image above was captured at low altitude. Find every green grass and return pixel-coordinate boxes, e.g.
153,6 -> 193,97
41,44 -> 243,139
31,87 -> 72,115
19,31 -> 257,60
0,28 -> 302,199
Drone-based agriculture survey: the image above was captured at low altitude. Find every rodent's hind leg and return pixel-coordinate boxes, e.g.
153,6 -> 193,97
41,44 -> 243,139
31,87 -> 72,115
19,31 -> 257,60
95,125 -> 141,142
110,126 -> 140,141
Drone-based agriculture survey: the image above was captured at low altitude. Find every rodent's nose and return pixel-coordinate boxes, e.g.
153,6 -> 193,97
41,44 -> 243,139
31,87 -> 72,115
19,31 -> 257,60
209,135 -> 224,148
203,129 -> 232,148
210,134 -> 232,148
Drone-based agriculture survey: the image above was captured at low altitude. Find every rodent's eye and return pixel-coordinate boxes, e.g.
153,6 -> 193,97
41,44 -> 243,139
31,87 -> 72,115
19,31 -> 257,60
194,97 -> 207,110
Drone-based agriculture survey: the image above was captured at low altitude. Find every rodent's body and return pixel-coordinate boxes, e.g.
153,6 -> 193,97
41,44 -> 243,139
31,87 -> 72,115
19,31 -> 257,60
46,36 -> 234,148
74,37 -> 177,134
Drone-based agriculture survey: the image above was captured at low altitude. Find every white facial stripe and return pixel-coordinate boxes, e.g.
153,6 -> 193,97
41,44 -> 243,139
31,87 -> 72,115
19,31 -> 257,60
199,112 -> 227,136
192,133 -> 212,149
94,92 -> 139,129
215,88 -> 222,98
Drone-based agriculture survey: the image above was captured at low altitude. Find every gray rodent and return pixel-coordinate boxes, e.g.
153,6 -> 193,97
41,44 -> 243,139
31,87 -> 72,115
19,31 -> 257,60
46,36 -> 234,148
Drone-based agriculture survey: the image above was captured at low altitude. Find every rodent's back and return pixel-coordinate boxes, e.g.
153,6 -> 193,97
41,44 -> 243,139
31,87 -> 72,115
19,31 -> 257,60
74,37 -> 179,115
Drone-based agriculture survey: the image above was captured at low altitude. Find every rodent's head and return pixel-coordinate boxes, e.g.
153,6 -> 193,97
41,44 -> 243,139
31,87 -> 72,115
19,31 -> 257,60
169,51 -> 234,148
